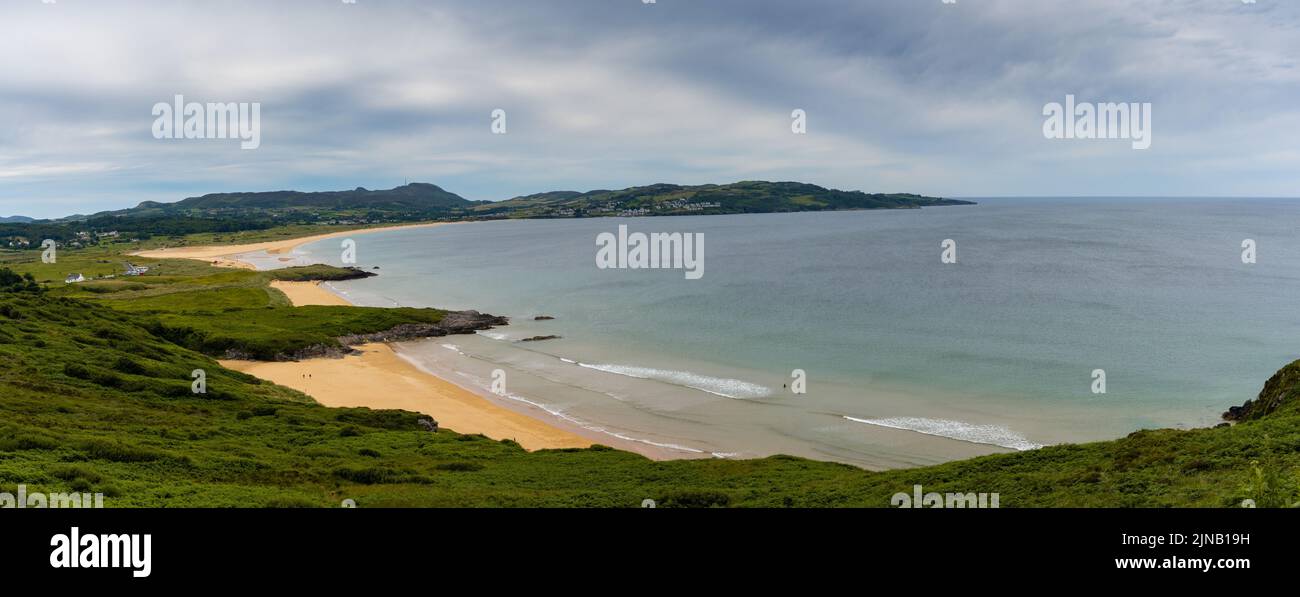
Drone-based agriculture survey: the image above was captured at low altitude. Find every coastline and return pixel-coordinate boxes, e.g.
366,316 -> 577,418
175,224 -> 683,458
256,277 -> 688,459
141,219 -> 1039,465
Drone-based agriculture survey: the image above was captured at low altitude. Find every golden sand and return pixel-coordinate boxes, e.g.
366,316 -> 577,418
269,281 -> 351,306
220,343 -> 593,451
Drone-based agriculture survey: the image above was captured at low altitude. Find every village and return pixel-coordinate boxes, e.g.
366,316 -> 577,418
63,262 -> 150,284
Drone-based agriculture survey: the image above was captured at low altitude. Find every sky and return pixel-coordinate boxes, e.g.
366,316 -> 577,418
1,0 -> 1297,219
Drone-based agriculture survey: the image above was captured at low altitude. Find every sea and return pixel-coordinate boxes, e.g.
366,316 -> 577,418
276,198 -> 1300,468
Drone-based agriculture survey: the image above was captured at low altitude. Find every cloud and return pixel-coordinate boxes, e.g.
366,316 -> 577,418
1,0 -> 1298,218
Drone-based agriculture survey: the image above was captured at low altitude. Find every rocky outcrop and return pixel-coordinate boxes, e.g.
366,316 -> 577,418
533,315 -> 555,321
230,310 -> 509,362
337,310 -> 509,346
1223,359 -> 1300,422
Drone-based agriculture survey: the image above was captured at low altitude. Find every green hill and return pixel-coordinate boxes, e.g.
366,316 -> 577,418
475,180 -> 972,218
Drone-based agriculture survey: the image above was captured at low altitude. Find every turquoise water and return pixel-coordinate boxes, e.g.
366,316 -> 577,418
293,199 -> 1300,467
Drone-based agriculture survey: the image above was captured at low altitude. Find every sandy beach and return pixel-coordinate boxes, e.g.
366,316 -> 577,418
169,223 -> 599,452
220,343 -> 593,451
269,281 -> 351,306
132,222 -> 450,265
150,222 -> 688,457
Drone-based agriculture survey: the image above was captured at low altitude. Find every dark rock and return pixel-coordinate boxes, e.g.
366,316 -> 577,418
1223,403 -> 1251,421
1222,360 -> 1300,421
518,335 -> 561,342
417,418 -> 439,432
533,315 -> 555,321
334,311 -> 508,347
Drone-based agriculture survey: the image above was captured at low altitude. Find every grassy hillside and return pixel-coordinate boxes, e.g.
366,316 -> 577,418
2,247 -> 1298,507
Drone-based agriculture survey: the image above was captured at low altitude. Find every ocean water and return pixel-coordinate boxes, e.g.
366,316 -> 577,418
291,198 -> 1300,468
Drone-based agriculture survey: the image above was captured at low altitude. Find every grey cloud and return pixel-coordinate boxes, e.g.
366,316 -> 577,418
1,0 -> 1298,217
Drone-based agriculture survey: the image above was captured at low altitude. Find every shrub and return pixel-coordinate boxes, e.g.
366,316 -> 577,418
53,465 -> 104,484
332,466 -> 401,485
81,439 -> 162,463
658,490 -> 733,508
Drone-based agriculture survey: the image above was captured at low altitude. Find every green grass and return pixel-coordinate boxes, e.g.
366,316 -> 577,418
2,238 -> 1300,507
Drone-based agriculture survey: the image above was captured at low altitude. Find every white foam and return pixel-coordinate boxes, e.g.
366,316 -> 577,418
450,371 -> 704,454
843,416 -> 1043,451
576,363 -> 771,399
476,331 -> 510,341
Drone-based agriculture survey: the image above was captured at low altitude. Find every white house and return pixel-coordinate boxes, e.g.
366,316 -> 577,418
64,273 -> 85,284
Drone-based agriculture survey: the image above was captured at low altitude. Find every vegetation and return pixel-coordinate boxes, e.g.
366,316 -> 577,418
2,216 -> 1298,507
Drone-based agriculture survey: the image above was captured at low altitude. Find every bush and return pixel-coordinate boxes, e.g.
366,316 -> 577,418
332,466 -> 401,485
658,490 -> 732,508
81,439 -> 162,463
53,465 -> 104,484
112,357 -> 147,375
0,433 -> 60,451
435,462 -> 484,472
335,409 -> 420,431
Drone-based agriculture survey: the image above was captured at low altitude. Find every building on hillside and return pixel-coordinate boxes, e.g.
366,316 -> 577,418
64,273 -> 85,284
123,262 -> 150,276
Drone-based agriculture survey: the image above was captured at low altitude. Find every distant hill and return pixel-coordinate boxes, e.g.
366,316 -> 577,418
165,183 -> 476,212
474,181 -> 972,219
0,215 -> 33,223
76,183 -> 482,223
2,181 -> 969,249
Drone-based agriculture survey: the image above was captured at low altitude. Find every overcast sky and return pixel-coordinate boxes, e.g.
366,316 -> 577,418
1,0 -> 1297,218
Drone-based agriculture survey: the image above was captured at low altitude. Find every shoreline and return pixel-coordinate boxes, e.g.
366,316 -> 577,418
175,223 -> 684,459
219,343 -> 596,452
131,221 -> 452,265
143,220 -> 1046,465
260,277 -> 689,459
